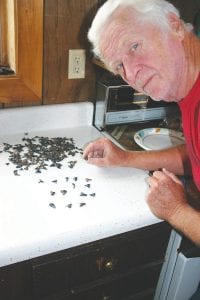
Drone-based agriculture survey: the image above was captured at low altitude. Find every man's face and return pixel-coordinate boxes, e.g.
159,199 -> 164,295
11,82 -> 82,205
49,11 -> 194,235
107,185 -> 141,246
99,8 -> 186,102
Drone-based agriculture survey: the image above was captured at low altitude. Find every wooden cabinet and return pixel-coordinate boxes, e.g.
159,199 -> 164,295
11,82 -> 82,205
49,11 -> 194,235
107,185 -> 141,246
0,0 -> 43,104
0,222 -> 171,300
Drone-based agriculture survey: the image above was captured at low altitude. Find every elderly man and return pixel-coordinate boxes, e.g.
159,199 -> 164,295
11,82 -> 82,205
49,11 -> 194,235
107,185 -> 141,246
83,0 -> 200,246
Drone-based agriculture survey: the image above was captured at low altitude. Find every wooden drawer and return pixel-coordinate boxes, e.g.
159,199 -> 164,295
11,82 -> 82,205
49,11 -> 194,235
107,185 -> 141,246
37,260 -> 162,300
32,222 -> 170,299
69,261 -> 162,300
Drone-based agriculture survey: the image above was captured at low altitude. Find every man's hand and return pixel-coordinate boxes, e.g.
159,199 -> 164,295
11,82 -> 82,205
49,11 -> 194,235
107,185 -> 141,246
83,137 -> 126,167
146,168 -> 188,222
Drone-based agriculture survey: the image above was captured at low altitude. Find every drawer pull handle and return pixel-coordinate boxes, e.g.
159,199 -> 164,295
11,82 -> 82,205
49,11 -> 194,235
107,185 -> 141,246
96,257 -> 117,272
105,261 -> 114,271
102,296 -> 110,300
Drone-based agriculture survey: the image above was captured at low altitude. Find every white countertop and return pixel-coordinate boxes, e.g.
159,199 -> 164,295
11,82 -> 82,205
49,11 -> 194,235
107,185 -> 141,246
0,102 -> 160,267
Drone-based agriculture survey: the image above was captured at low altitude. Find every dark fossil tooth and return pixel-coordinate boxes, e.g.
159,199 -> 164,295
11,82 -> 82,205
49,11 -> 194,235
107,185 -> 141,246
80,192 -> 87,196
80,202 -> 86,207
66,203 -> 72,208
84,184 -> 90,188
60,190 -> 67,195
13,170 -> 20,176
49,203 -> 56,209
90,193 -> 96,197
85,178 -> 92,182
68,161 -> 77,168
50,191 -> 55,196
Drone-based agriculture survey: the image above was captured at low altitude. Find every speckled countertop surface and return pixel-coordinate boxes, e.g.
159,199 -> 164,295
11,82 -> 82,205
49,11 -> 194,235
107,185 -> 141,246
0,102 -> 160,268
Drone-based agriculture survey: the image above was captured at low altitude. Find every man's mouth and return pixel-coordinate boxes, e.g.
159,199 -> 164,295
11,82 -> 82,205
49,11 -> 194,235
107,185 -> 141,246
131,73 -> 156,93
142,74 -> 156,91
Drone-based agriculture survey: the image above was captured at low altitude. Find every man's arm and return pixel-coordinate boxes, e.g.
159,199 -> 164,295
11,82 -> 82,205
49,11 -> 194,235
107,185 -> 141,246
84,138 -> 190,175
170,204 -> 200,247
118,143 -> 190,176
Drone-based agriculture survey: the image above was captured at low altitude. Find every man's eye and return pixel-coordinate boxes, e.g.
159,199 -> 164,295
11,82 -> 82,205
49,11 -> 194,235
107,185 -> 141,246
115,63 -> 123,72
131,43 -> 139,51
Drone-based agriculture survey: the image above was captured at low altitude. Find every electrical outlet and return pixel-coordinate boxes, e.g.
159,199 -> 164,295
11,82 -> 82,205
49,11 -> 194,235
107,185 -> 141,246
68,49 -> 86,79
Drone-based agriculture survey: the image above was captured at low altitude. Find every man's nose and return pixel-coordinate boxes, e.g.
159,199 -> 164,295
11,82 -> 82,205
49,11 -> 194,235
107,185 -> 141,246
122,54 -> 139,83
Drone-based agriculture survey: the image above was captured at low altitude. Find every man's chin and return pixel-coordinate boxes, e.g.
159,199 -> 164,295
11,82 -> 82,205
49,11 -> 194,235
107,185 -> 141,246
147,88 -> 173,102
143,88 -> 163,102
149,95 -> 163,101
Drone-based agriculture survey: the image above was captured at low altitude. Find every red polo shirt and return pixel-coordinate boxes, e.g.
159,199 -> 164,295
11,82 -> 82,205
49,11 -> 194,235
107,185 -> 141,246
178,74 -> 200,191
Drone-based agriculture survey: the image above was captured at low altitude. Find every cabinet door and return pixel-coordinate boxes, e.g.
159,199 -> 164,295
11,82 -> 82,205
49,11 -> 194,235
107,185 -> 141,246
0,262 -> 32,300
0,0 -> 43,104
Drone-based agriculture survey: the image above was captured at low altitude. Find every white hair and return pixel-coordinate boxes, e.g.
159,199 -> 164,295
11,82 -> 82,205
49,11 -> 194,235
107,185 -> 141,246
88,0 -> 180,58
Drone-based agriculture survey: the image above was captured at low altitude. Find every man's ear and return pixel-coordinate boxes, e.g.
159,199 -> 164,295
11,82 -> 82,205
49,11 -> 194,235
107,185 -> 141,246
167,12 -> 185,41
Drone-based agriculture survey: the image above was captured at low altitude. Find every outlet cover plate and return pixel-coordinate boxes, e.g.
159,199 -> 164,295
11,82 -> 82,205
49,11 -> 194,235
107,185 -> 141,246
68,49 -> 86,79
